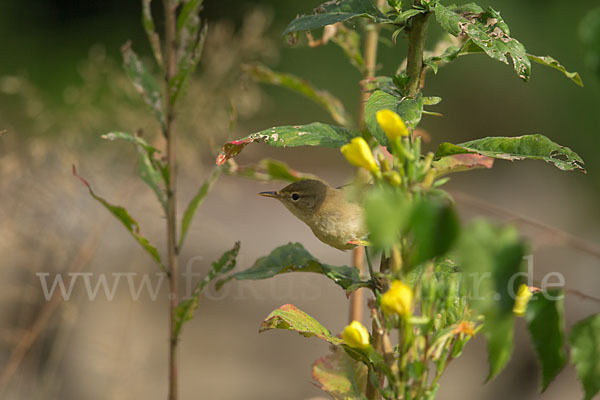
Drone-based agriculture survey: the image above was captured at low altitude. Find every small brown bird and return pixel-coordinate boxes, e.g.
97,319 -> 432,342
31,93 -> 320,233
259,179 -> 366,250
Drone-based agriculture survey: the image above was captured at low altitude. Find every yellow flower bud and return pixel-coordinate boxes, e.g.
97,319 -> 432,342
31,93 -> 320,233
376,109 -> 409,140
513,284 -> 533,316
342,320 -> 370,349
383,170 -> 402,186
381,280 -> 413,316
340,137 -> 380,174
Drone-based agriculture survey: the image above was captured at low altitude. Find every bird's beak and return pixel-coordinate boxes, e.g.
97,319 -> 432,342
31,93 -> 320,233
259,191 -> 278,198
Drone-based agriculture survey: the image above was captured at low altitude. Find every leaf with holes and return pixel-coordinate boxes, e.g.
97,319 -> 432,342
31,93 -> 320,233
260,303 -> 342,345
435,135 -> 585,173
216,123 -> 360,165
283,0 -> 391,36
72,166 -> 164,270
246,63 -> 352,127
434,3 -> 531,81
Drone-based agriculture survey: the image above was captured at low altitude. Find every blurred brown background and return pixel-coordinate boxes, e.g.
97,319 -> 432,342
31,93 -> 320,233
1,0 -> 599,399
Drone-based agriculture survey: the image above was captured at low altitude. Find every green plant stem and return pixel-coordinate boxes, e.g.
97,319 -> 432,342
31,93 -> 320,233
405,2 -> 430,96
163,0 -> 179,399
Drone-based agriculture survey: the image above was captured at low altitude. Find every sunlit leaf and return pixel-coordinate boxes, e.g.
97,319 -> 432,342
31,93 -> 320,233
179,167 -> 220,249
569,313 -> 600,400
434,3 -> 531,81
141,0 -> 163,68
121,42 -> 166,131
435,135 -> 585,173
313,346 -> 368,400
528,54 -> 583,87
365,90 -> 425,146
432,153 -> 494,177
525,291 -> 567,392
283,0 -> 391,36
72,165 -> 164,270
218,242 -> 367,292
260,303 -> 342,344
173,242 -> 239,338
216,123 -> 360,165
246,63 -> 352,127
102,131 -> 167,210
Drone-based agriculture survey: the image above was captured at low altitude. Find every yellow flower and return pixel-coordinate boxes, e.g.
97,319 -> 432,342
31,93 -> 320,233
342,320 -> 370,349
381,280 -> 413,316
513,284 -> 533,316
340,137 -> 380,174
376,109 -> 409,140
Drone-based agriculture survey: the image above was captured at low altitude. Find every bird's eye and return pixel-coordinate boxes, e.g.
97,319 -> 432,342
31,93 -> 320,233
291,193 -> 300,201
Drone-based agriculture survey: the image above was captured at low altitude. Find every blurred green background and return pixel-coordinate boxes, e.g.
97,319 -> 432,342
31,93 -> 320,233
1,0 -> 599,399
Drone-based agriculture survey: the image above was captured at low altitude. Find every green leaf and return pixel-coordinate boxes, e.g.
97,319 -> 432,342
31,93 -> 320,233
218,242 -> 366,292
365,90 -> 425,146
364,186 -> 410,252
259,303 -> 342,345
121,42 -> 166,131
176,0 -> 203,34
432,153 -> 494,177
216,123 -> 360,165
102,131 -> 167,210
179,167 -> 220,249
528,54 -> 583,87
173,242 -> 240,338
458,220 -> 526,380
246,63 -> 352,127
525,291 -> 567,392
141,0 -> 163,68
170,22 -> 207,106
435,135 -> 585,173
312,346 -> 368,400
485,314 -> 515,382
282,0 -> 391,36
222,158 -> 319,182
569,313 -> 600,400
434,4 -> 531,81
409,198 -> 459,266
72,166 -> 164,270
